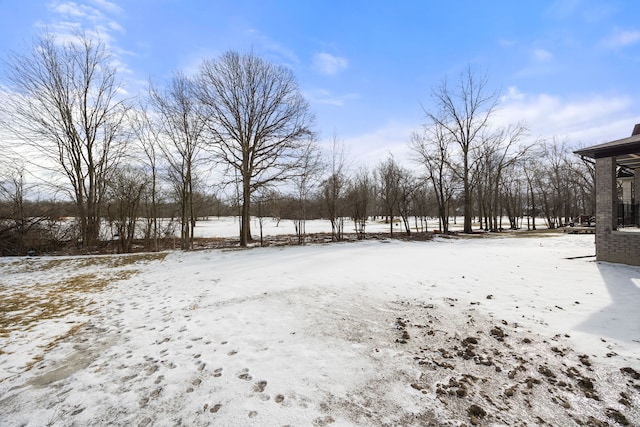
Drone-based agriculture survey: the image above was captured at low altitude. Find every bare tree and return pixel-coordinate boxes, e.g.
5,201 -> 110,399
425,66 -> 499,233
0,164 -> 61,255
0,32 -> 129,248
197,51 -> 315,246
410,183 -> 431,233
376,156 -> 418,236
571,148 -> 596,219
410,122 -> 457,233
474,122 -> 529,231
522,155 -> 541,230
346,166 -> 373,239
377,155 -> 405,236
0,165 -> 28,253
396,167 -> 418,235
130,106 -> 161,251
500,161 -> 526,230
322,136 -> 349,241
148,72 -> 207,250
253,188 -> 280,246
106,165 -> 148,253
292,139 -> 324,244
537,138 -> 578,228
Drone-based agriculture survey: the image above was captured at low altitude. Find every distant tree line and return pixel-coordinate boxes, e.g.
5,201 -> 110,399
0,32 -> 595,255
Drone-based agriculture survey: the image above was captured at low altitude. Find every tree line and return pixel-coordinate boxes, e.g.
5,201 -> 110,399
0,32 -> 594,255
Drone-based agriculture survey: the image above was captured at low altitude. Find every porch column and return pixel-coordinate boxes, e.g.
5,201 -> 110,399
595,156 -> 617,233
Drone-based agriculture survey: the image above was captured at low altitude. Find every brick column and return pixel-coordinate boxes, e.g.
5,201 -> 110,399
595,157 -> 616,261
595,156 -> 617,232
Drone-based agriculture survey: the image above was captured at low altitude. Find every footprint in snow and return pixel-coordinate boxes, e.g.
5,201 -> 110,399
254,380 -> 267,393
238,368 -> 252,381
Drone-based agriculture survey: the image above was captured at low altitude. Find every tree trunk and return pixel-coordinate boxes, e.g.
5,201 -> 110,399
240,178 -> 252,246
463,186 -> 472,233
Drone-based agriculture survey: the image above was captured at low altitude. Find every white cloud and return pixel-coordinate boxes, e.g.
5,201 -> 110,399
312,52 -> 348,76
106,20 -> 124,33
89,0 -> 123,15
532,48 -> 552,62
39,1 -> 130,74
34,19 -> 82,39
246,29 -> 300,67
320,120 -> 417,168
318,89 -> 640,169
332,88 -> 640,169
45,1 -> 125,37
50,1 -> 108,25
305,88 -> 359,106
496,88 -> 636,146
109,57 -> 132,75
501,86 -> 526,102
600,28 -> 640,49
52,2 -> 87,18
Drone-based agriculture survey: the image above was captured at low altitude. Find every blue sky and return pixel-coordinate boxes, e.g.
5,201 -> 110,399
1,0 -> 640,164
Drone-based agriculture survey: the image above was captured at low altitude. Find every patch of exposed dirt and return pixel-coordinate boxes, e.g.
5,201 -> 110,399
315,296 -> 638,426
391,300 -> 640,426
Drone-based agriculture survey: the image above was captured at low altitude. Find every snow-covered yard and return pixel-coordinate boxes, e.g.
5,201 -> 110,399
1,229 -> 639,426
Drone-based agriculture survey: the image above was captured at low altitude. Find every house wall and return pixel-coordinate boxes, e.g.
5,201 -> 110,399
595,156 -> 640,266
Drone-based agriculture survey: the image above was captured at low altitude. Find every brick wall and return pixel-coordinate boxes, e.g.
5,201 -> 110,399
595,156 -> 640,265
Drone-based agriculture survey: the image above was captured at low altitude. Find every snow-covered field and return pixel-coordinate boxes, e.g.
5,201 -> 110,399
1,225 -> 639,426
190,216 -> 540,238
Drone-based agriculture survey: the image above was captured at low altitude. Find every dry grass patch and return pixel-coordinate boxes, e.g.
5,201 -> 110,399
0,272 -> 129,337
510,228 -> 566,238
0,252 -> 168,379
0,252 -> 167,275
0,252 -> 168,338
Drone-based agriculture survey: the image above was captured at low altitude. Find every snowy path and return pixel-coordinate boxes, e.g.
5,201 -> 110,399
1,234 -> 639,425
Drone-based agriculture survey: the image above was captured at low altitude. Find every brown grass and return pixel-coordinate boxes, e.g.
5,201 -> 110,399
0,252 -> 168,377
0,252 -> 168,275
0,252 -> 167,338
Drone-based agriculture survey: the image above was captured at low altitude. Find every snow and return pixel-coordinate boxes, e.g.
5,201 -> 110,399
191,216 -> 436,238
1,223 -> 639,426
